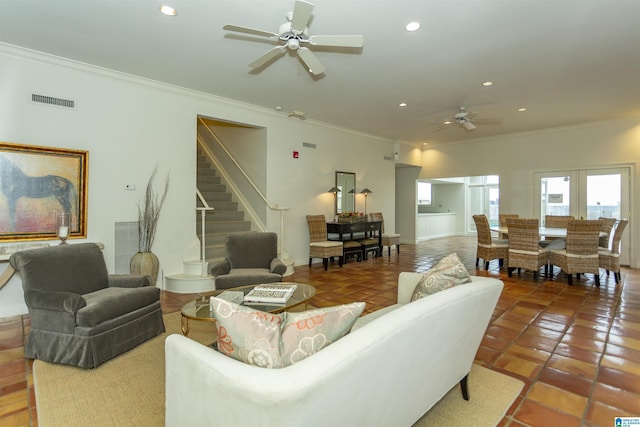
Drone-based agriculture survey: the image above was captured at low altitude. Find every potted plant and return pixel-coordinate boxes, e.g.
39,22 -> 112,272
130,167 -> 169,285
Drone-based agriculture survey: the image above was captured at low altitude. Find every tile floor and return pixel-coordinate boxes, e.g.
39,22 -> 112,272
1,236 -> 638,426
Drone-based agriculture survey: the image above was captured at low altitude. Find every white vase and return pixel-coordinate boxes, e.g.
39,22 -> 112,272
130,251 -> 160,285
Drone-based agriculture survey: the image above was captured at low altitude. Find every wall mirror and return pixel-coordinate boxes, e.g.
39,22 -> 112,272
335,171 -> 356,214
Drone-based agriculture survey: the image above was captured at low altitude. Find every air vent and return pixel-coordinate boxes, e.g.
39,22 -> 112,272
302,142 -> 316,149
31,93 -> 75,109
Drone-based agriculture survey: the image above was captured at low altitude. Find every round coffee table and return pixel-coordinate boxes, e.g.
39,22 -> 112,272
180,282 -> 316,336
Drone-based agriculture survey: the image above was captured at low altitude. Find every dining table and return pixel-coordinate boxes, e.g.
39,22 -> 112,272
490,226 -> 606,238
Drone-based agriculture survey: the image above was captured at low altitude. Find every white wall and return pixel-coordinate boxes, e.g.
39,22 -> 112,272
0,45 -> 396,316
395,166 -> 420,243
419,119 -> 640,268
2,43 -> 638,318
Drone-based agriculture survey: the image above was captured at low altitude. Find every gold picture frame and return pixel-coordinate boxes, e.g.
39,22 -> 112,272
0,142 -> 88,242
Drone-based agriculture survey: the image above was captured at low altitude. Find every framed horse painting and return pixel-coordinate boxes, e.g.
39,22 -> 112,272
0,142 -> 88,242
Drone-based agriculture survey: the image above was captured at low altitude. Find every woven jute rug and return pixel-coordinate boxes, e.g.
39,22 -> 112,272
34,312 -> 523,427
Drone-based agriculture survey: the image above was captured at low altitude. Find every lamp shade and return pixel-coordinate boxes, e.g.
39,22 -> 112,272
360,188 -> 372,195
328,187 -> 341,194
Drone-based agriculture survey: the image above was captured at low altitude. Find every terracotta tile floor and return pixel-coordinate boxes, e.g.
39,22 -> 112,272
1,236 -> 639,426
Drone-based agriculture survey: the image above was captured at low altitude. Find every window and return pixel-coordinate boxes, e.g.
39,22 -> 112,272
469,175 -> 500,227
417,182 -> 432,206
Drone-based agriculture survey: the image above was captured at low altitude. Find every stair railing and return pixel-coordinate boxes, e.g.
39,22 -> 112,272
197,118 -> 291,264
196,188 -> 214,276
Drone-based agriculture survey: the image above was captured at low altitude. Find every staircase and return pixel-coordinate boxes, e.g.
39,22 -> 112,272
196,147 -> 252,261
163,147 -> 252,293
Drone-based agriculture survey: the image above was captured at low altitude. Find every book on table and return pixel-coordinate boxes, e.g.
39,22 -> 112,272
216,290 -> 244,305
243,284 -> 298,304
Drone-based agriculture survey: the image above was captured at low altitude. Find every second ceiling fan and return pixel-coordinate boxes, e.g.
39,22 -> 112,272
223,0 -> 364,76
433,106 -> 503,132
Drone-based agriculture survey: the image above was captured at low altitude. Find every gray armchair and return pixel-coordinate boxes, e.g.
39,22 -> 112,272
10,243 -> 165,369
210,231 -> 286,290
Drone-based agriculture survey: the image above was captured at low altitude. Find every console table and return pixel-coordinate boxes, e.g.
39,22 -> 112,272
326,220 -> 382,254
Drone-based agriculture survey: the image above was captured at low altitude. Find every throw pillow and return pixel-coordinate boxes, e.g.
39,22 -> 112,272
410,252 -> 471,301
209,297 -> 365,368
210,297 -> 283,368
280,303 -> 365,366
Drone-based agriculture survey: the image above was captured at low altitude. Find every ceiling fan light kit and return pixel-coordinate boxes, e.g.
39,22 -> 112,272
223,0 -> 364,76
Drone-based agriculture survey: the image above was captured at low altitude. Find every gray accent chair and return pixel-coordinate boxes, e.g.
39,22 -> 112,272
210,231 -> 286,290
10,243 -> 165,369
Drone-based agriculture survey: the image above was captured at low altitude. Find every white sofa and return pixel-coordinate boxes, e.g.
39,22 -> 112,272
165,274 -> 503,427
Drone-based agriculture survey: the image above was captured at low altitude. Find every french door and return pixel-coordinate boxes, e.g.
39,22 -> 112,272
534,167 -> 630,264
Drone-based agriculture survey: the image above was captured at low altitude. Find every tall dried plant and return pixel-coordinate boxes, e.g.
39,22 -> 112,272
137,167 -> 170,252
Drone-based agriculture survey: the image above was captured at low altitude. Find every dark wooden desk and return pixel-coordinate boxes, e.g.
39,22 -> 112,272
326,220 -> 382,253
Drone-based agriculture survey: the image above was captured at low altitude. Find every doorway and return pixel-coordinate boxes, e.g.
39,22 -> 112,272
534,167 -> 630,264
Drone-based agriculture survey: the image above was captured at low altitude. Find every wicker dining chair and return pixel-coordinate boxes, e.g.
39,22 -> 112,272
541,215 -> 575,246
506,218 -> 549,280
549,219 -> 603,286
498,213 -> 519,240
599,219 -> 628,284
472,214 -> 509,270
597,217 -> 617,249
369,212 -> 400,256
545,215 -> 575,228
306,215 -> 343,270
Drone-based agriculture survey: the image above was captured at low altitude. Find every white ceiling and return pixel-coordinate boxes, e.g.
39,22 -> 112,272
1,0 -> 639,145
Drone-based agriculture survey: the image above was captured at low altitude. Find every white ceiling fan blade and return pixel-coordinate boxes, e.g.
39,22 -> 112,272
297,47 -> 325,75
431,124 -> 453,133
290,0 -> 314,34
308,35 -> 364,48
474,117 -> 504,125
223,24 -> 278,39
463,121 -> 477,130
249,46 -> 287,68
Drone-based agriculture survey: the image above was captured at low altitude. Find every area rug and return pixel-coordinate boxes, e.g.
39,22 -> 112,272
34,312 -> 523,427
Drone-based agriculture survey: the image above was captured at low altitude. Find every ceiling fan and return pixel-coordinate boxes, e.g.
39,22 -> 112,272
434,106 -> 502,131
223,0 -> 364,75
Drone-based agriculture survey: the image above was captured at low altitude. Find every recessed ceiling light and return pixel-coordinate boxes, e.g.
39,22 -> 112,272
405,22 -> 420,32
444,120 -> 452,125
160,5 -> 177,16
399,102 -> 407,107
517,107 -> 527,112
482,81 -> 494,86
423,142 -> 429,146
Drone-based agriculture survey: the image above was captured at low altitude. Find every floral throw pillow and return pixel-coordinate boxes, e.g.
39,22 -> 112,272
410,253 -> 471,301
280,303 -> 365,366
209,297 -> 365,368
210,297 -> 283,368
